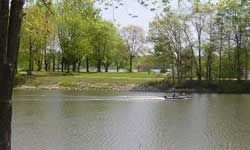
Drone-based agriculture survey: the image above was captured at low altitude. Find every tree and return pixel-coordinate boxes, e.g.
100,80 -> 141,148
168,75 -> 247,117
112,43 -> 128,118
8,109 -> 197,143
0,1 -> 25,150
20,3 -> 55,73
101,22 -> 126,72
121,25 -> 145,72
222,0 -> 250,80
112,37 -> 128,72
148,12 -> 186,82
191,2 -> 210,80
56,0 -> 98,72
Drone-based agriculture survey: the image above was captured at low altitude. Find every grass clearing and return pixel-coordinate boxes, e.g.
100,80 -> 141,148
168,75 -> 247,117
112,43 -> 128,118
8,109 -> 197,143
15,71 -> 166,90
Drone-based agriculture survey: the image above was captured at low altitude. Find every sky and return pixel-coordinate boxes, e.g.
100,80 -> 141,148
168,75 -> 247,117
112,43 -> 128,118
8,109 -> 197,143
97,0 -> 218,33
97,0 -> 164,33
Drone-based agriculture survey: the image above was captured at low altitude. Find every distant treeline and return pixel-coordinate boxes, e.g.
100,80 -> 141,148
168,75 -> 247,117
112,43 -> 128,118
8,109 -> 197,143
148,0 -> 250,81
19,0 -> 147,74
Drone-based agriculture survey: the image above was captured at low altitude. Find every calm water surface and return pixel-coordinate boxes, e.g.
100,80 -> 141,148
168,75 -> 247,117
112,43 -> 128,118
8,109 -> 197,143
12,90 -> 250,150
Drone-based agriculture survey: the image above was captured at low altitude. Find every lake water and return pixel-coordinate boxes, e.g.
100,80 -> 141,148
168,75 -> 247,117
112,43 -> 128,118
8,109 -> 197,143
12,90 -> 250,150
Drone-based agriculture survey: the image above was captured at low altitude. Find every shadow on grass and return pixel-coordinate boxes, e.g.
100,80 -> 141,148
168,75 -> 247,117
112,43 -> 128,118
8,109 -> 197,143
135,79 -> 250,93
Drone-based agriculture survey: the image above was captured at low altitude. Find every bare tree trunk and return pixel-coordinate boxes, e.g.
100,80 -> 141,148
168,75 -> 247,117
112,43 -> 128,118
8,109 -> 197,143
235,33 -> 242,80
0,0 -> 10,88
37,59 -> 42,71
190,57 -> 193,80
28,36 -> 33,75
72,62 -> 76,72
244,47 -> 248,80
52,55 -> 55,72
104,64 -> 109,72
183,29 -> 199,80
61,58 -> 64,72
116,62 -> 119,72
57,55 -> 60,71
86,56 -> 89,72
0,1 -> 25,150
129,55 -> 133,73
44,49 -> 48,71
77,60 -> 81,72
219,26 -> 223,81
171,63 -> 175,85
48,59 -> 51,71
198,33 -> 202,81
104,61 -> 110,73
97,59 -> 101,72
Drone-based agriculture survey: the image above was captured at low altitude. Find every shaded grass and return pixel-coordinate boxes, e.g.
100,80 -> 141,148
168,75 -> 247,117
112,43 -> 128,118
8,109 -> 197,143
177,80 -> 250,93
133,79 -> 250,93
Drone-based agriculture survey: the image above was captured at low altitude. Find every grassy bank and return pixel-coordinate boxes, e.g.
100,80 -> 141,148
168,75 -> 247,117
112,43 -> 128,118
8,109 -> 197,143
15,71 -> 165,91
15,72 -> 250,93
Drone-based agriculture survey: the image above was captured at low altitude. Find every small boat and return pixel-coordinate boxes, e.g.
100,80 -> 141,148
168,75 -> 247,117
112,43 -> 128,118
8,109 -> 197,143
164,95 -> 192,100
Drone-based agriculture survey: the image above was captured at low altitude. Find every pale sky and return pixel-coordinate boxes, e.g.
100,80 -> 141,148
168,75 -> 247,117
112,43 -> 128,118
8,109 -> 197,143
97,0 -> 218,33
97,0 -> 164,32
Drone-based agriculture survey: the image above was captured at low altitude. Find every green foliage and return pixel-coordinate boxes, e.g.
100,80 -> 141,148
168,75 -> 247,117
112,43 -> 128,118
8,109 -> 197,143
20,3 -> 56,70
148,0 -> 250,81
19,0 -> 128,73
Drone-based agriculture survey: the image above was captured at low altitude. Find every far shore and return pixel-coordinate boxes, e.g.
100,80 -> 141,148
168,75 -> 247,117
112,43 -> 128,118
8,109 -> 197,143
15,72 -> 250,94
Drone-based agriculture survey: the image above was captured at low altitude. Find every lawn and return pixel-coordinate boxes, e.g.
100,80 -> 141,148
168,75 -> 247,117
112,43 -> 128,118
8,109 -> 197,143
16,71 -> 165,90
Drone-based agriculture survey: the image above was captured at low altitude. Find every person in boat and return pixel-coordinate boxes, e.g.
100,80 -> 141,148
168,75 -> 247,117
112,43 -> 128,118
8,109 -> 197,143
172,91 -> 176,98
164,93 -> 176,99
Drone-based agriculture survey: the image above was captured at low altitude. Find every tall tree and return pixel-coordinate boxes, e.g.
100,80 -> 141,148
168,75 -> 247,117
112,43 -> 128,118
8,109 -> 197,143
191,2 -> 209,80
121,25 -> 145,72
0,1 -> 25,150
20,3 -> 55,72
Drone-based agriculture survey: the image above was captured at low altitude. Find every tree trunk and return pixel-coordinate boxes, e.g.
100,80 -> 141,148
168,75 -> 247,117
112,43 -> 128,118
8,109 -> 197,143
219,26 -> 223,81
116,63 -> 119,72
235,33 -> 241,81
72,62 -> 76,72
171,63 -> 175,85
198,33 -> 202,81
104,61 -> 110,73
244,47 -> 248,80
0,1 -> 25,150
64,63 -> 67,72
86,56 -> 89,72
206,54 -> 212,81
97,59 -> 101,72
190,56 -> 193,80
0,101 -> 12,150
66,64 -> 70,73
37,59 -> 42,71
28,35 -> 33,75
0,66 -> 12,150
0,0 -> 10,93
105,67 -> 108,72
129,55 -> 133,73
57,56 -> 60,71
77,60 -> 81,72
52,55 -> 55,72
44,49 -> 48,71
61,59 -> 64,72
48,59 -> 51,71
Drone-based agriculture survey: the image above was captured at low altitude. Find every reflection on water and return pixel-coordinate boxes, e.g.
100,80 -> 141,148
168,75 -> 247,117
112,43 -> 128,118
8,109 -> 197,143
12,90 -> 250,150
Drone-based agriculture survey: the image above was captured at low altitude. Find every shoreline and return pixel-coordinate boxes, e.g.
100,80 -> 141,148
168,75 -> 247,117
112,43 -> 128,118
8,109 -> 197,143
14,83 -> 250,94
15,73 -> 250,94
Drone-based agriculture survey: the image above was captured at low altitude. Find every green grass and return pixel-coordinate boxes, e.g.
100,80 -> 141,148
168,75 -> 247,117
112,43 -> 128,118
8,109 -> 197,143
15,71 -> 165,90
16,71 -> 250,93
